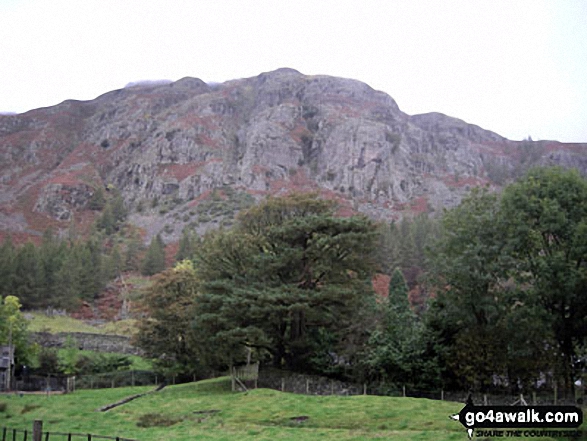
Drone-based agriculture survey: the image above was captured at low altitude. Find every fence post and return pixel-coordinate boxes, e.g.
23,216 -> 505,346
22,431 -> 27,441
532,391 -> 537,405
306,379 -> 309,394
402,385 -> 406,397
363,383 -> 367,395
554,384 -> 557,405
2,427 -> 6,441
483,394 -> 488,405
131,371 -> 135,387
33,420 -> 42,441
441,390 -> 444,401
44,432 -> 49,441
281,378 -> 285,392
87,434 -> 91,441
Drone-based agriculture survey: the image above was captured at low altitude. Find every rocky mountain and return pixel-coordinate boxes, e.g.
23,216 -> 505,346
1,68 -> 586,243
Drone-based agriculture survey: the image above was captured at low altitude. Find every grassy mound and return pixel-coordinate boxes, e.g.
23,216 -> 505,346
0,378 -> 582,440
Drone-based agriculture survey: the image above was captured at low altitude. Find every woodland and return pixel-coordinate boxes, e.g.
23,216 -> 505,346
1,166 -> 586,396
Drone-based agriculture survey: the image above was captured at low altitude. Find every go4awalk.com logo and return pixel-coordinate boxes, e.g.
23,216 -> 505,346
450,399 -> 583,439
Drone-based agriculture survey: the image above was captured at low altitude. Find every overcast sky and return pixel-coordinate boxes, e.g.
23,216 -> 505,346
1,0 -> 586,142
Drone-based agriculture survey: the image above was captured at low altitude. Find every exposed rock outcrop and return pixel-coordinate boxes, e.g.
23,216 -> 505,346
1,68 -> 585,241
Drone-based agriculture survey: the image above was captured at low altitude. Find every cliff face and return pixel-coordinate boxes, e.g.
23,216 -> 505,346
1,68 -> 586,242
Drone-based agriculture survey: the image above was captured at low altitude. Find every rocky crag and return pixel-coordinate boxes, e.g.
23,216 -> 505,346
1,68 -> 586,243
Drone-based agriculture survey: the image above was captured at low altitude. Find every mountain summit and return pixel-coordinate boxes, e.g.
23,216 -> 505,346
1,69 -> 586,242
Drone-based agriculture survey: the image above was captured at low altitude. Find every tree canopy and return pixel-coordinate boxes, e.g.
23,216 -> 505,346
192,193 -> 379,371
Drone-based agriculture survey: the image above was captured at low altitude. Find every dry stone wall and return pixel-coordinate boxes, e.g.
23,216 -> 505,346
30,332 -> 143,356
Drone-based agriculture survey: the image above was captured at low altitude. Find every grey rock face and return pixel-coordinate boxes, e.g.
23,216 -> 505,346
1,69 -> 586,239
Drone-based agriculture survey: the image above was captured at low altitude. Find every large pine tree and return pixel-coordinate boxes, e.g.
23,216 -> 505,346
192,193 -> 378,371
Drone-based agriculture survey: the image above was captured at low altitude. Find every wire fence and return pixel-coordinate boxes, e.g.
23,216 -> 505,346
11,368 -> 586,407
257,368 -> 585,406
0,426 -> 138,441
13,370 -> 207,394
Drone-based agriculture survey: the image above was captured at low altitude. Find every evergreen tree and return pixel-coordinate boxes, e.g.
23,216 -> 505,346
193,193 -> 378,371
54,245 -> 83,309
96,204 -> 115,235
124,234 -> 142,272
141,235 -> 166,276
38,229 -> 67,304
175,229 -> 198,262
0,237 -> 15,298
13,243 -> 43,309
388,268 -> 410,312
365,267 -> 437,388
110,190 -> 127,224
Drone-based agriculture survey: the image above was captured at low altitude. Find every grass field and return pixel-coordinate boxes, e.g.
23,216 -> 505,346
26,313 -> 139,337
1,378 -> 583,441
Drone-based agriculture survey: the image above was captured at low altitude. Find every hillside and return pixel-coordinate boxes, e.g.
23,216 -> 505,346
1,68 -> 586,243
2,378 -> 582,440
0,378 -> 476,441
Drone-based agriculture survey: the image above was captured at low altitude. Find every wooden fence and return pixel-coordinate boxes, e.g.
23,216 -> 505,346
0,421 -> 138,441
230,363 -> 259,392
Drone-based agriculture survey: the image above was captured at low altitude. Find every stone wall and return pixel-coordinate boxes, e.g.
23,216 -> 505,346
258,367 -> 363,396
30,332 -> 143,356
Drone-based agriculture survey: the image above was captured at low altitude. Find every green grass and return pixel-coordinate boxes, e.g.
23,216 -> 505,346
27,313 -> 106,334
67,349 -> 153,371
1,378 -> 581,441
99,319 -> 140,337
26,313 -> 139,336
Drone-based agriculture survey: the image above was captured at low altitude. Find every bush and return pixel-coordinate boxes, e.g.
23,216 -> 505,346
37,348 -> 60,375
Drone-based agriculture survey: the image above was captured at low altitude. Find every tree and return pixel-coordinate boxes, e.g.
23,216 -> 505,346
365,268 -> 437,388
141,235 -> 166,276
425,172 -> 580,392
110,190 -> 128,224
425,187 -> 525,391
13,242 -> 43,309
0,296 -> 33,368
136,260 -> 202,375
58,336 -> 80,376
0,237 -> 15,298
193,193 -> 378,371
175,229 -> 199,262
124,232 -> 142,272
38,229 -> 67,304
501,167 -> 587,392
388,268 -> 410,312
96,204 -> 115,235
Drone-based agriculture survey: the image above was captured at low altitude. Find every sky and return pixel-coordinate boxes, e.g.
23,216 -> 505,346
1,0 -> 586,142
